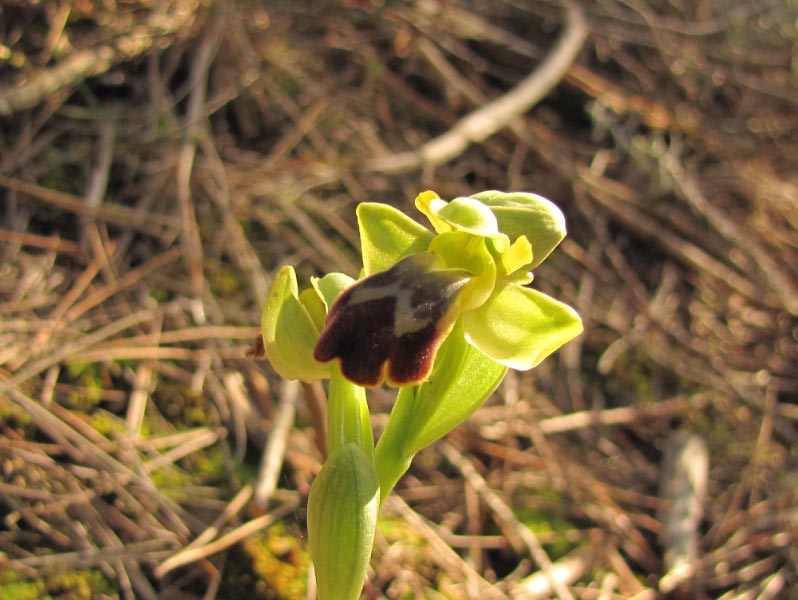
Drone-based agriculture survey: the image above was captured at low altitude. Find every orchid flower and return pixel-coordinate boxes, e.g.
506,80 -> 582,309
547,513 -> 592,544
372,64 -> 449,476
259,190 -> 582,600
262,190 -> 582,388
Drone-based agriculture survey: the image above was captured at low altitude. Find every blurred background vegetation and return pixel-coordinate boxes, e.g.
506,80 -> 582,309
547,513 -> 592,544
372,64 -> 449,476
1,1 -> 796,598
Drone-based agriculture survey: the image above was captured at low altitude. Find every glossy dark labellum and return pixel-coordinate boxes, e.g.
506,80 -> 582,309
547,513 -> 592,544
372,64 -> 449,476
314,253 -> 469,387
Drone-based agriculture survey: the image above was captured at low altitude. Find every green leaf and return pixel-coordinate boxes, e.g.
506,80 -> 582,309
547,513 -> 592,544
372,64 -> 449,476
374,322 -> 507,502
403,322 -> 507,454
357,202 -> 433,276
261,266 -> 330,381
308,443 -> 379,600
462,282 -> 583,370
472,191 -> 567,269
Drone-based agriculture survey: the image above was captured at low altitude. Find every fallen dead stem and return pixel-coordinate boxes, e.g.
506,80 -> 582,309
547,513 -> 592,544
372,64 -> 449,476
0,174 -> 180,238
363,3 -> 588,175
1,0 -> 796,598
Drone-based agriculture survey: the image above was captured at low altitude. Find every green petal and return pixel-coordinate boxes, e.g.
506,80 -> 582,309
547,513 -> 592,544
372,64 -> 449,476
261,266 -> 330,381
414,190 -> 452,234
471,191 -> 567,269
312,272 -> 356,311
462,283 -> 583,370
357,202 -> 433,276
436,197 -> 500,235
494,234 -> 533,276
416,192 -> 501,236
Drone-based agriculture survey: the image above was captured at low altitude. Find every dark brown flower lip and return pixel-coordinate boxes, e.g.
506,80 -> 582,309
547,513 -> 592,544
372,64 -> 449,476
313,254 -> 469,387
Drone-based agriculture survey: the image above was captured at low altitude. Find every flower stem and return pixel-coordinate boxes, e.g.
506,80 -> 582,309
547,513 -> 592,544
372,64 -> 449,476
327,365 -> 374,460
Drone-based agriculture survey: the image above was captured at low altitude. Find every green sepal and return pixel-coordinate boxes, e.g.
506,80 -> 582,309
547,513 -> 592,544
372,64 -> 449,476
421,194 -> 500,236
462,282 -> 583,370
261,266 -> 330,382
357,202 -> 433,276
471,191 -> 567,269
308,443 -> 379,600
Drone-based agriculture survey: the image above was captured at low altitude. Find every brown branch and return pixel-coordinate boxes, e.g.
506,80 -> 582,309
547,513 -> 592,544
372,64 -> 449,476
0,228 -> 79,255
0,48 -> 114,116
364,4 -> 588,174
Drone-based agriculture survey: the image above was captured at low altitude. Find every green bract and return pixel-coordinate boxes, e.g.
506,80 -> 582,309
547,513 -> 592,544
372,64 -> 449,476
258,189 -> 583,599
307,443 -> 379,600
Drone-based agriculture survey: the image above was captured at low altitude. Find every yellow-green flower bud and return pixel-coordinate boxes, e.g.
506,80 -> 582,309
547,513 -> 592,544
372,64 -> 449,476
261,268 -> 356,383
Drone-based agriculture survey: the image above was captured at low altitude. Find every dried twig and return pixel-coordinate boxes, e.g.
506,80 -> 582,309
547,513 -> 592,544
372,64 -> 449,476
0,48 -> 115,116
364,4 -> 588,174
154,496 -> 299,578
153,484 -> 253,578
253,379 -> 299,507
0,175 -> 179,237
658,148 -> 798,315
510,547 -> 594,599
657,432 -> 709,593
384,495 -> 509,600
177,14 -> 224,321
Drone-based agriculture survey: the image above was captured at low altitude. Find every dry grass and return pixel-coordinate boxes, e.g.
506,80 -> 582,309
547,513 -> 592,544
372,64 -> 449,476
1,1 -> 796,598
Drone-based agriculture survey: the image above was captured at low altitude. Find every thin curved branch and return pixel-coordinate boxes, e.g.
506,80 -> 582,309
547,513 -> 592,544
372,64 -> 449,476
364,4 -> 588,175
